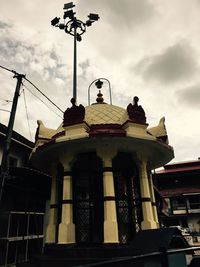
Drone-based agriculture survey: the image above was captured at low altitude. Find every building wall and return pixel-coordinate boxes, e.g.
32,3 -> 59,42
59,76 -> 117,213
0,127 -> 33,168
154,160 -> 200,245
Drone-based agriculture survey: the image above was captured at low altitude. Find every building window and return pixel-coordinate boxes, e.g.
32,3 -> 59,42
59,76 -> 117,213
188,195 -> 200,210
171,197 -> 186,211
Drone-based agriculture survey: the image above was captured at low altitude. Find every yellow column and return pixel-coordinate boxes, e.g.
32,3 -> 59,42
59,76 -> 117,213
97,148 -> 119,243
58,157 -> 75,244
46,164 -> 58,243
148,172 -> 159,228
137,155 -> 157,230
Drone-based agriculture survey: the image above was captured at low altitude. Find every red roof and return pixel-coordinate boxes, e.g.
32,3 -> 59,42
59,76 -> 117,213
160,187 -> 200,197
157,164 -> 200,174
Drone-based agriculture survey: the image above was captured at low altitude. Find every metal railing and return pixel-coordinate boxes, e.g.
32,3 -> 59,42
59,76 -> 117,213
74,247 -> 200,267
0,211 -> 44,267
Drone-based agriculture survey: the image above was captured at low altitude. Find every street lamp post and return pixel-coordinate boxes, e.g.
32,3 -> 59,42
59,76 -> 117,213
51,2 -> 100,103
88,78 -> 112,105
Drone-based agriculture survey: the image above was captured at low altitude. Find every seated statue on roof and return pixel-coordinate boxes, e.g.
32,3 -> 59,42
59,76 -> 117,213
63,98 -> 85,126
127,96 -> 146,124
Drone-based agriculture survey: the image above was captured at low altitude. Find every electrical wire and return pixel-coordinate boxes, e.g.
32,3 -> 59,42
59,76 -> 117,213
0,64 -> 64,114
0,64 -> 17,75
22,87 -> 33,141
0,108 -> 10,113
0,98 -> 12,103
24,77 -> 64,113
22,83 -> 63,119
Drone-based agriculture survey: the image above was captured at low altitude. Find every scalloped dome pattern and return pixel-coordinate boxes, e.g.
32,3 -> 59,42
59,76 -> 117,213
84,104 -> 128,125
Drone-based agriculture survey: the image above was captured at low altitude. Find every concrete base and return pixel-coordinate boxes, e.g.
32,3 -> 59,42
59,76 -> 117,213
17,228 -> 189,267
46,224 -> 56,243
58,222 -> 75,244
141,220 -> 158,230
104,220 -> 119,243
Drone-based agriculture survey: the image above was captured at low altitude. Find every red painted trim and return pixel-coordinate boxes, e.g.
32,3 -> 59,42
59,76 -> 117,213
103,167 -> 113,172
35,139 -> 56,152
62,199 -> 73,204
64,171 -> 72,176
157,136 -> 168,142
141,197 -> 151,202
156,165 -> 200,174
160,187 -> 200,197
50,204 -> 58,208
104,196 -> 115,201
52,131 -> 65,139
89,124 -> 126,137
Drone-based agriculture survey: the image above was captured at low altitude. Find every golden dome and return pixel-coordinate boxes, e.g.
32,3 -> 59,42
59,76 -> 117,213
84,103 -> 128,125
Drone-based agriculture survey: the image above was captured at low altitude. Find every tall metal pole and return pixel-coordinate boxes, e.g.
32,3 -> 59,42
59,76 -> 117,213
73,25 -> 77,101
51,4 -> 99,102
0,73 -> 25,202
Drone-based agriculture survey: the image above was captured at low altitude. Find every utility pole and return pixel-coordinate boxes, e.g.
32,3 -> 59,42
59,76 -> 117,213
0,73 -> 25,203
51,2 -> 100,103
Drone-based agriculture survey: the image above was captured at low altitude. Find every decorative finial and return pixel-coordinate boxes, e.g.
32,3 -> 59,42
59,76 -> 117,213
71,97 -> 76,106
133,96 -> 139,105
126,96 -> 146,124
63,98 -> 85,126
96,90 -> 104,103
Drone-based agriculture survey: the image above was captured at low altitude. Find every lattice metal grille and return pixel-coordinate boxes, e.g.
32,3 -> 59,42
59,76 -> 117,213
72,153 -> 103,245
114,170 -> 142,244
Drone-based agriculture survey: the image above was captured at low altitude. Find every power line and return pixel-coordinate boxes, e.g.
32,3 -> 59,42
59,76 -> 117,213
22,83 -> 63,119
0,108 -> 10,113
0,98 -> 12,103
0,64 -> 64,114
0,64 -> 17,75
24,77 -> 64,113
22,87 -> 33,141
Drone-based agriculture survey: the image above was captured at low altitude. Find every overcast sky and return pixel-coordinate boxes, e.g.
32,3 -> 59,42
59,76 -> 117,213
0,0 -> 200,163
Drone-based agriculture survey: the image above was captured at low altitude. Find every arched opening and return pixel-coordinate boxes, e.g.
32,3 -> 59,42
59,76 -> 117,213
72,152 -> 103,245
113,153 -> 142,244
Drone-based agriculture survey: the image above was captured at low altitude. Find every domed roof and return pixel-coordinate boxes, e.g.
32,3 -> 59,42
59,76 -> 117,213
84,103 -> 128,125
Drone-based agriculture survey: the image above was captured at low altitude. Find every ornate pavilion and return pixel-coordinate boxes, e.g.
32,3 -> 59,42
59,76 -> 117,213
30,92 -> 174,247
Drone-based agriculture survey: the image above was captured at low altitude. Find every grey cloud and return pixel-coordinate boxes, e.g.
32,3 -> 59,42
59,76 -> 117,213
79,0 -> 156,28
176,84 -> 200,108
134,42 -> 198,84
0,20 -> 71,114
0,22 -> 67,82
0,20 -> 12,29
104,0 -> 156,27
78,59 -> 90,80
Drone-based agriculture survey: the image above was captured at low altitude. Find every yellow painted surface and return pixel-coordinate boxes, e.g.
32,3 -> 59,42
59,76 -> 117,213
33,102 -> 174,244
147,117 -> 169,144
137,156 -> 158,230
85,104 -> 128,125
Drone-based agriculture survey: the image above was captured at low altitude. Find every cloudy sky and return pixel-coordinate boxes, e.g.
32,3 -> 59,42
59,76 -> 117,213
0,0 -> 200,163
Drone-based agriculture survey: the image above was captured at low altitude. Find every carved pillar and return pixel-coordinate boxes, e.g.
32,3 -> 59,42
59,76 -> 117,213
58,155 -> 75,244
97,148 -> 119,243
137,154 -> 157,230
46,164 -> 58,243
148,172 -> 159,228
